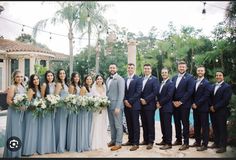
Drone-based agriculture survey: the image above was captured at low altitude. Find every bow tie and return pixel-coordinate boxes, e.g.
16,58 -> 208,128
109,76 -> 113,79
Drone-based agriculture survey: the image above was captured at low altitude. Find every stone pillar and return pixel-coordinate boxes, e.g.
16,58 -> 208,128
127,39 -> 137,69
30,56 -> 35,75
18,57 -> 25,76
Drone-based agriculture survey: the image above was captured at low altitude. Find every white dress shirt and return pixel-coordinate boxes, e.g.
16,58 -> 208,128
175,73 -> 185,88
214,81 -> 224,95
142,75 -> 151,91
127,74 -> 134,90
107,73 -> 117,90
159,78 -> 169,93
195,77 -> 204,91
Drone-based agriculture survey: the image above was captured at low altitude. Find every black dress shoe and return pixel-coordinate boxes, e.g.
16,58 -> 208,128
216,147 -> 226,153
122,141 -> 132,146
197,146 -> 207,151
172,140 -> 182,146
146,143 -> 153,150
190,142 -> 200,147
179,144 -> 189,151
139,141 -> 148,145
208,143 -> 219,149
155,140 -> 165,145
160,144 -> 172,150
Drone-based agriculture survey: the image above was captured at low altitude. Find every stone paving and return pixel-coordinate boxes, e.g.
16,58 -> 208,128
0,111 -> 235,158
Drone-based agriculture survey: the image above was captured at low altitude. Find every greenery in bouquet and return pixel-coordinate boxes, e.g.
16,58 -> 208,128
63,94 -> 78,114
45,94 -> 61,112
29,98 -> 48,118
93,97 -> 110,113
76,96 -> 89,112
12,93 -> 30,111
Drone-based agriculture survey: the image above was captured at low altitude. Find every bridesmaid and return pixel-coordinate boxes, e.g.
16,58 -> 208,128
54,69 -> 69,153
38,70 -> 56,154
66,72 -> 81,152
3,70 -> 26,158
78,75 -> 93,152
22,74 -> 40,156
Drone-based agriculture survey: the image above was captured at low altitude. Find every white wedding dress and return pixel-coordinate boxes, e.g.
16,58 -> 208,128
90,84 -> 109,150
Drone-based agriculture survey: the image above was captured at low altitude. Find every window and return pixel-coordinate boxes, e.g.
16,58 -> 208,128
24,59 -> 30,78
11,59 -> 19,74
40,60 -> 46,67
0,67 -> 2,90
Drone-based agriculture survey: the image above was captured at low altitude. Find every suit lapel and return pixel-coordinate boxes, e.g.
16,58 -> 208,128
215,82 -> 225,95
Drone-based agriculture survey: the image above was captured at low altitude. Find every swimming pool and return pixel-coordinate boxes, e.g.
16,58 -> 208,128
155,110 -> 194,125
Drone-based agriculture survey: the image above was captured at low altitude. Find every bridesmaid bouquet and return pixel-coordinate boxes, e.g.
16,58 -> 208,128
45,94 -> 61,111
63,94 -> 78,114
12,93 -> 30,111
77,96 -> 89,112
29,98 -> 48,117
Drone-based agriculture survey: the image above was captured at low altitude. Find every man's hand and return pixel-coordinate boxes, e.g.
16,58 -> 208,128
114,108 -> 120,116
156,102 -> 161,109
173,101 -> 182,108
192,103 -> 197,109
210,106 -> 215,112
124,100 -> 132,108
140,98 -> 147,105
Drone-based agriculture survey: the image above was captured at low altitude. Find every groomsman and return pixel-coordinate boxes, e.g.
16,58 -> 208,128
140,64 -> 159,150
191,66 -> 211,151
106,63 -> 125,151
155,68 -> 175,150
123,63 -> 142,151
209,71 -> 232,153
172,61 -> 195,150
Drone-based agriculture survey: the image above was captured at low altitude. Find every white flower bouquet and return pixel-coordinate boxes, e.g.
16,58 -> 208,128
63,94 -> 78,114
76,96 -> 89,112
45,94 -> 61,111
29,98 -> 48,117
12,93 -> 30,111
93,97 -> 110,113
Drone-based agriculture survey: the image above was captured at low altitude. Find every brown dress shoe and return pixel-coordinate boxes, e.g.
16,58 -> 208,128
172,140 -> 182,146
111,145 -> 122,151
216,147 -> 226,153
197,146 -> 207,151
179,144 -> 189,151
107,142 -> 115,147
139,141 -> 148,145
122,141 -> 132,146
160,144 -> 172,150
146,143 -> 153,150
155,140 -> 165,145
129,145 -> 139,151
190,142 -> 200,147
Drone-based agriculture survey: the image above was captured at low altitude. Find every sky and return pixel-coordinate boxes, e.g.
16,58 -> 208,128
0,1 -> 229,55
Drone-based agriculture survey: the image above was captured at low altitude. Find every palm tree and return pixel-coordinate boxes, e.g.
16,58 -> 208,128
225,1 -> 236,28
32,2 -> 87,76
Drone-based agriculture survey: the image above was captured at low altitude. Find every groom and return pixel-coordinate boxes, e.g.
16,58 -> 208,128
106,63 -> 125,151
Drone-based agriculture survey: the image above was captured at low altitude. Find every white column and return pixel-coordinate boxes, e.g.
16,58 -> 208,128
127,39 -> 137,69
30,56 -> 35,75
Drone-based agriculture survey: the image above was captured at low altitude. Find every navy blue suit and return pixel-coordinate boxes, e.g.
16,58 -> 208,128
172,73 -> 195,145
192,78 -> 211,147
140,75 -> 159,144
210,82 -> 232,148
156,79 -> 175,145
124,75 -> 142,145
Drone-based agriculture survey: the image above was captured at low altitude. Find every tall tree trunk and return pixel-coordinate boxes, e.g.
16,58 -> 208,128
88,21 -> 91,64
68,25 -> 73,76
95,32 -> 100,74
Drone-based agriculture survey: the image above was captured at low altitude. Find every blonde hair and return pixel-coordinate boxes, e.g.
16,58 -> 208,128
12,70 -> 23,85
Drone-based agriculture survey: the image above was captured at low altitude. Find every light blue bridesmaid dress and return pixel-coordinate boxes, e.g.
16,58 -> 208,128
66,85 -> 80,152
22,89 -> 41,156
3,85 -> 26,158
55,82 -> 69,153
76,89 -> 93,152
37,82 -> 56,154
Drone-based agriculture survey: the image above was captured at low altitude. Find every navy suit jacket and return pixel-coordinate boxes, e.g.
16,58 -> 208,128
210,82 -> 232,113
124,75 -> 142,110
157,79 -> 175,113
141,75 -> 159,111
172,73 -> 195,109
192,78 -> 211,112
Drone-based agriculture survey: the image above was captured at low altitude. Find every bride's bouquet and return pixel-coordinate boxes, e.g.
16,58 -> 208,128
12,93 -> 30,111
93,97 -> 110,113
63,94 -> 78,114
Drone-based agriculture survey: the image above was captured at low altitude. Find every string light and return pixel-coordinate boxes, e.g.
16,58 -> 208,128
21,25 -> 25,32
87,14 -> 90,22
202,1 -> 206,14
49,32 -> 52,39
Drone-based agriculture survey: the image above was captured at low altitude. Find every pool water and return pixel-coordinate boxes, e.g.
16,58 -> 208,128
155,110 -> 194,125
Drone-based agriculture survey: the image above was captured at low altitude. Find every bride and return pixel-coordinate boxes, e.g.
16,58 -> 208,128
90,75 -> 109,150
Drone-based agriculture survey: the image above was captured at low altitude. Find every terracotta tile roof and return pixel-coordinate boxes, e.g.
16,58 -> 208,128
0,38 -> 69,59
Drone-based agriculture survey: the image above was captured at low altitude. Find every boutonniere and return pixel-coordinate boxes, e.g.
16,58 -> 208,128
200,82 -> 203,85
183,76 -> 186,79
